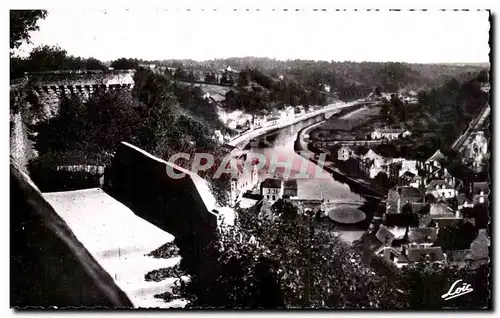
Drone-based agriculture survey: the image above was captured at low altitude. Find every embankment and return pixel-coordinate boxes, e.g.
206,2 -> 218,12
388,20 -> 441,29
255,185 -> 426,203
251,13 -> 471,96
294,108 -> 386,199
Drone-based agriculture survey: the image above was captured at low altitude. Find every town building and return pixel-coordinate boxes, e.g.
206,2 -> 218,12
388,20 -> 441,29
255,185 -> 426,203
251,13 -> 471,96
457,193 -> 474,210
370,128 -> 411,140
382,213 -> 419,238
425,180 -> 457,200
212,130 -> 225,144
265,115 -> 280,127
389,159 -> 419,183
359,149 -> 387,179
375,224 -> 397,246
284,106 -> 296,118
337,146 -> 353,161
374,238 -> 444,268
471,182 -> 489,206
463,131 -> 488,160
229,154 -> 259,206
427,202 -> 463,228
283,179 -> 299,199
252,115 -> 265,129
385,189 -> 401,214
260,178 -> 284,202
398,186 -> 425,205
399,171 -> 422,188
226,119 -> 238,130
407,227 -> 439,248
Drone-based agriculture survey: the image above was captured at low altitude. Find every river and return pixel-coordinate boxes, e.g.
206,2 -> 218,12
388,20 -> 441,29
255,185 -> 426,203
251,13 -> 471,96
247,113 -> 372,243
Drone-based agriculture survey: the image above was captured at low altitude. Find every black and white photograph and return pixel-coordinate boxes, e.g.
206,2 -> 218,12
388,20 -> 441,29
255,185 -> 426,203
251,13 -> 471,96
9,7 -> 491,310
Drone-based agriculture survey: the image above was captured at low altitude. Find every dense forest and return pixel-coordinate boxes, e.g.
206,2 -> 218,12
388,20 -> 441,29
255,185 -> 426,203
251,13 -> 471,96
159,57 -> 487,97
222,68 -> 328,113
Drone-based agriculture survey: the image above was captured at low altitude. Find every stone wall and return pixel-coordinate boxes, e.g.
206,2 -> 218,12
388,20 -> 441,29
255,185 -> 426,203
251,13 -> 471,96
10,112 -> 32,173
9,69 -> 136,172
10,80 -> 33,173
26,69 -> 135,118
10,160 -> 132,308
104,141 -> 218,240
104,142 -> 219,275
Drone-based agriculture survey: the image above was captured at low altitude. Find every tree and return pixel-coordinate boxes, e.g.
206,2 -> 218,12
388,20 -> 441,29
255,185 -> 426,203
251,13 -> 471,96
10,10 -> 48,50
238,69 -> 250,87
173,67 -> 188,81
110,57 -> 139,70
26,45 -> 69,72
177,202 -> 403,309
433,221 -> 478,254
83,57 -> 107,70
31,90 -> 142,161
373,172 -> 391,190
398,262 -> 489,309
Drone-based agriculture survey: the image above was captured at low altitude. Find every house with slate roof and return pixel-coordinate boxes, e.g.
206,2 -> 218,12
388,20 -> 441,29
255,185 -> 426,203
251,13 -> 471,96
399,171 -> 422,188
457,193 -> 474,210
426,180 -> 457,200
407,227 -> 438,247
370,128 -> 411,140
358,149 -> 387,179
472,182 -> 489,206
260,178 -> 284,203
283,179 -> 298,199
375,244 -> 445,268
398,186 -> 425,205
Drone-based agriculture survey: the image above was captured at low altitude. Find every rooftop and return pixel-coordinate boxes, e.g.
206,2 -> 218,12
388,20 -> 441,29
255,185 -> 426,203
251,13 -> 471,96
362,149 -> 384,160
375,224 -> 396,245
384,213 -> 419,227
409,202 -> 429,214
426,149 -> 446,163
448,249 -> 473,262
374,128 -> 406,133
426,180 -> 455,191
407,227 -> 438,244
457,193 -> 473,205
406,246 -> 445,262
398,186 -> 424,202
261,178 -> 283,189
473,182 -> 490,196
284,179 -> 298,190
429,203 -> 455,217
400,171 -> 417,182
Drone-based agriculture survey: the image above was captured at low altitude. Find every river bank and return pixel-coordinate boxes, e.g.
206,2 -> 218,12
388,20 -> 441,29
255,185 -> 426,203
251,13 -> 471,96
294,111 -> 387,199
228,100 -> 365,150
291,105 -> 389,243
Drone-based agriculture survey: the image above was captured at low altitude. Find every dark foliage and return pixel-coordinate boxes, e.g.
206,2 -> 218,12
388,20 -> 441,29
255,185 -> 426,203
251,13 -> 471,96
145,264 -> 185,282
147,241 -> 179,259
110,57 -> 139,70
11,45 -> 107,78
434,221 -> 479,254
10,10 -> 48,50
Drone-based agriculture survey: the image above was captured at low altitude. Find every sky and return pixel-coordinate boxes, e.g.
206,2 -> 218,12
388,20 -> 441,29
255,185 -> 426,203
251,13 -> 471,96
14,9 -> 491,63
